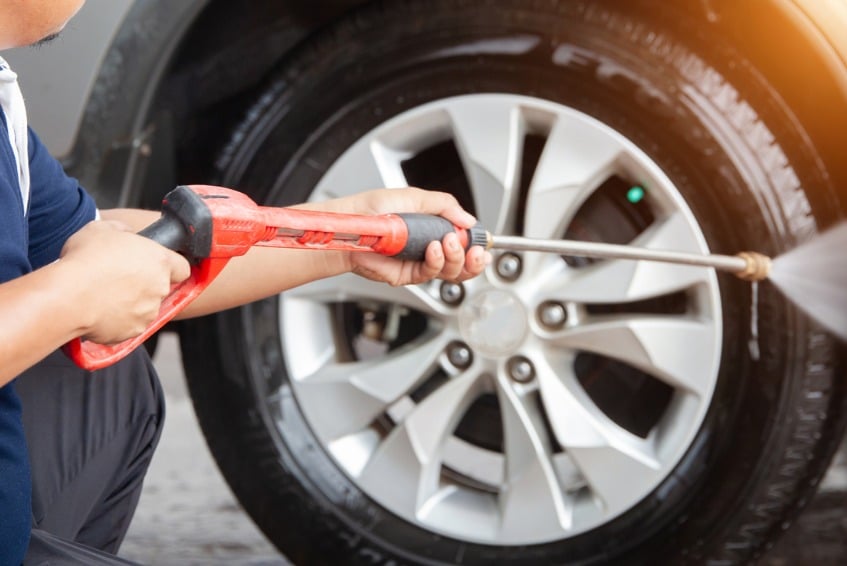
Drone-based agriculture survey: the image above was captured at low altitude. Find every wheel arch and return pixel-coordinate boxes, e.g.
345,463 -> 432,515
60,0 -> 369,208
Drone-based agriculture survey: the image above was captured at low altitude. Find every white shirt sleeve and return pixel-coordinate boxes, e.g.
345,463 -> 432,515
0,56 -> 30,214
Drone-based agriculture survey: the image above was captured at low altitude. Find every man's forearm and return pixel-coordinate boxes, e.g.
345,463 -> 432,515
176,246 -> 351,318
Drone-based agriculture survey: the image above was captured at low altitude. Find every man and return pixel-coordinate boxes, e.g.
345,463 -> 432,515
0,2 -> 488,563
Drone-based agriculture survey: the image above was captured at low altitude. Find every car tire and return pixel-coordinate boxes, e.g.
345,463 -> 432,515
179,1 -> 847,564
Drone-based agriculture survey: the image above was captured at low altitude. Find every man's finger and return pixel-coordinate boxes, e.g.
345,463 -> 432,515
439,232 -> 466,280
447,247 -> 484,282
410,189 -> 477,228
419,240 -> 445,282
167,251 -> 191,283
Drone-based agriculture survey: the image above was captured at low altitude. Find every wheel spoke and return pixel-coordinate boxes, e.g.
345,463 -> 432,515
447,97 -> 524,234
547,316 -> 717,397
542,212 -> 713,303
314,137 -> 409,199
285,274 -> 453,318
524,113 -> 623,239
550,257 -> 710,304
565,442 -> 662,514
496,376 -> 571,536
534,358 -> 662,511
357,369 -> 487,517
294,332 -> 453,441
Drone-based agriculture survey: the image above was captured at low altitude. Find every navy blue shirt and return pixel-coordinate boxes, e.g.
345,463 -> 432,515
0,110 -> 97,563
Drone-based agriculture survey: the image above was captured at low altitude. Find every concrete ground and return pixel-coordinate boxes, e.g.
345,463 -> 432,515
119,334 -> 286,566
118,333 -> 847,565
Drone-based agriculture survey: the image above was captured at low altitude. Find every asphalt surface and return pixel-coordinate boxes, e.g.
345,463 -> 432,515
118,333 -> 847,565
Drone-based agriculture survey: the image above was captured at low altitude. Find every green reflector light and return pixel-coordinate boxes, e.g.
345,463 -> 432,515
627,185 -> 645,204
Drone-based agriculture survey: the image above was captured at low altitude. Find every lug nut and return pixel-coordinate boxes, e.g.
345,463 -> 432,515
538,301 -> 568,329
440,282 -> 465,306
507,356 -> 535,383
496,252 -> 522,282
447,342 -> 473,370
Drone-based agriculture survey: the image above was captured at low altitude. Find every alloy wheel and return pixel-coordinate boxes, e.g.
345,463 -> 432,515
279,94 -> 722,544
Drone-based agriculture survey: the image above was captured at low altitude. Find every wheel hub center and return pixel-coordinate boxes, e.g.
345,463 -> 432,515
458,289 -> 528,357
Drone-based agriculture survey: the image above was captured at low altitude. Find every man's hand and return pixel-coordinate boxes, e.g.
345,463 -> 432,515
308,187 -> 491,286
59,220 -> 191,344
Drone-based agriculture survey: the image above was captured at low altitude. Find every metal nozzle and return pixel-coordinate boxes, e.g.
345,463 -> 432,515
734,252 -> 772,281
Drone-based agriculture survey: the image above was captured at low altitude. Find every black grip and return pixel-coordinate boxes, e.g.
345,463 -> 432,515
393,213 -> 488,261
137,186 -> 213,263
138,215 -> 190,252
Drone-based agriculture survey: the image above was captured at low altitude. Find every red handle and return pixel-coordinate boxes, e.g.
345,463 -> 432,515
62,258 -> 230,371
60,183 -> 490,371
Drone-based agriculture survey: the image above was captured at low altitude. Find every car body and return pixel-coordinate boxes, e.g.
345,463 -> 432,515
6,1 -> 847,564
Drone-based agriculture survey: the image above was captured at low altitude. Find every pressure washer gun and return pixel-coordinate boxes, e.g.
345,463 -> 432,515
63,185 -> 489,370
63,184 -> 772,370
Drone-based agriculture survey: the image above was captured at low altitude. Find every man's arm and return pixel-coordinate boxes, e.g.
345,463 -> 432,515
101,187 -> 487,319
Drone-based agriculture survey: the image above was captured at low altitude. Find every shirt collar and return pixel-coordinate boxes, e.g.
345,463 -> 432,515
0,56 -> 18,83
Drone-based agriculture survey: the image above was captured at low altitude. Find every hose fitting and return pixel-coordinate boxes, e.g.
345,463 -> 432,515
735,251 -> 772,281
